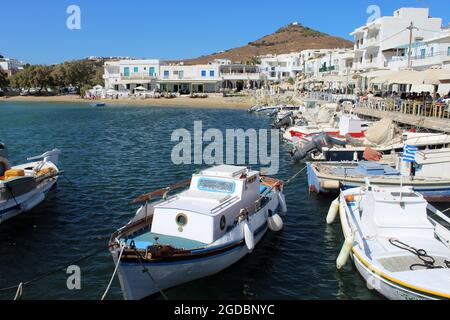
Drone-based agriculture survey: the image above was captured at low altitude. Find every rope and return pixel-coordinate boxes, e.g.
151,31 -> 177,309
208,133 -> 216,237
389,239 -> 450,270
131,246 -> 169,301
0,244 -> 111,293
13,283 -> 23,300
285,166 -> 307,185
101,244 -> 125,300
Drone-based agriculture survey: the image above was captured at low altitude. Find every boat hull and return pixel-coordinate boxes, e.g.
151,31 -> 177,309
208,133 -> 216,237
111,190 -> 281,300
112,223 -> 268,300
0,176 -> 57,224
352,252 -> 438,300
307,163 -> 450,202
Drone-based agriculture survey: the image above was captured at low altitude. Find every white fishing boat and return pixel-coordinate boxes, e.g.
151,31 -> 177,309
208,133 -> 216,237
307,148 -> 450,202
0,145 -> 62,224
109,165 -> 287,300
331,181 -> 450,300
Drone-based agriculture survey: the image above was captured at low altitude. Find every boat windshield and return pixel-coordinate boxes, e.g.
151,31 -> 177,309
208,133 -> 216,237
198,178 -> 235,194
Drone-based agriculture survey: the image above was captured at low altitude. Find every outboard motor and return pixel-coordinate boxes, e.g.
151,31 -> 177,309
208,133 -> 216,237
273,114 -> 295,129
290,133 -> 347,163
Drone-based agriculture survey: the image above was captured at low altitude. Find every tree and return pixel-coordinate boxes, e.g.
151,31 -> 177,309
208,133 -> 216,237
287,77 -> 295,86
0,67 -> 9,88
9,65 -> 54,93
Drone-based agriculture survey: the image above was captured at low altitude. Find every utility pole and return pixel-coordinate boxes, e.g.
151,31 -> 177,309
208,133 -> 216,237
407,22 -> 418,69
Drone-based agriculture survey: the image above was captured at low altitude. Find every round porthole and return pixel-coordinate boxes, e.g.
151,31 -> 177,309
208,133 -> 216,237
220,216 -> 226,230
176,213 -> 188,228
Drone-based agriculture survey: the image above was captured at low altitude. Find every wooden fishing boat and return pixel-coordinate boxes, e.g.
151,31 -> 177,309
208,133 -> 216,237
109,165 -> 287,300
331,181 -> 450,300
307,149 -> 450,202
0,146 -> 62,224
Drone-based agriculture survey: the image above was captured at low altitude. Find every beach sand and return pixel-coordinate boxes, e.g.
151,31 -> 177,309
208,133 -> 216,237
2,95 -> 253,110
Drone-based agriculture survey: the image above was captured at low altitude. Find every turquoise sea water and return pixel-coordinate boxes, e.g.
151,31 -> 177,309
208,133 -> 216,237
0,101 -> 379,300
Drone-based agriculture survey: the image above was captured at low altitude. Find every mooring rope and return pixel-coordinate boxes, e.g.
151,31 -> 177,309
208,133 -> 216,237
0,244 -> 111,294
101,244 -> 125,300
132,246 -> 169,301
285,166 -> 307,185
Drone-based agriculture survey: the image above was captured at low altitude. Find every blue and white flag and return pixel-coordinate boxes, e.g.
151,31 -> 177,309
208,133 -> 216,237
402,145 -> 418,163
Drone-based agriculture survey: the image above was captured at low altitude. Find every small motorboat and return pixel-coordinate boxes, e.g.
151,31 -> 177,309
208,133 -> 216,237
0,145 -> 62,224
90,102 -> 106,107
307,148 -> 450,202
332,180 -> 450,300
109,165 -> 287,300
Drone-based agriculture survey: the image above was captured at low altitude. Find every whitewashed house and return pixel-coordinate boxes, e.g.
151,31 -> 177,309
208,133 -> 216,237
158,63 -> 221,93
351,8 -> 443,73
103,59 -> 161,92
260,53 -> 302,82
0,57 -> 23,77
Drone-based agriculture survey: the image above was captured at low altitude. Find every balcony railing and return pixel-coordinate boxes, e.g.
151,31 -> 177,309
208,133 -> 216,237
319,66 -> 337,73
121,73 -> 156,80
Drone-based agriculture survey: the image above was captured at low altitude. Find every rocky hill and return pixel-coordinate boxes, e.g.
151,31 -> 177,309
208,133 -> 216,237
182,23 -> 353,65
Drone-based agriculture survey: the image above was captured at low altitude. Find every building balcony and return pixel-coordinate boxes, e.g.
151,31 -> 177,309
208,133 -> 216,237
121,73 -> 157,80
319,66 -> 338,73
221,73 -> 261,81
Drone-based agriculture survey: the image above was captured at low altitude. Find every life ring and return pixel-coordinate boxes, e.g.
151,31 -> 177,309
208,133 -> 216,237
0,157 -> 11,176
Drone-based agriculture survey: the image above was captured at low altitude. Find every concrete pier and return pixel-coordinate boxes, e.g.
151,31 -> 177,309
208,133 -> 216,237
348,106 -> 450,133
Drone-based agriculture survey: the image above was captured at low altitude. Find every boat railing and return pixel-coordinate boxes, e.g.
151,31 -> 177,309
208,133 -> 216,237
427,204 -> 450,247
211,196 -> 239,214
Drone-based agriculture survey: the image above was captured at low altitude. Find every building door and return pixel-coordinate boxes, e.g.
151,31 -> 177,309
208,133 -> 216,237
124,67 -> 130,77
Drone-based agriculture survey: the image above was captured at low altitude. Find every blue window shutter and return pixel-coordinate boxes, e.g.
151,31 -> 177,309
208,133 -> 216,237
201,70 -> 206,77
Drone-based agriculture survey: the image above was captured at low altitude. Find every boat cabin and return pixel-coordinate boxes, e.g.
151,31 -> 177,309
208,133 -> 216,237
151,165 -> 261,244
414,148 -> 450,179
360,186 -> 435,239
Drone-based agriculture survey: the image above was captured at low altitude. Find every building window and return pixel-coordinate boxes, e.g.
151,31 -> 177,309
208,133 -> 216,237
124,67 -> 130,77
431,47 -> 434,57
448,47 -> 450,56
179,70 -> 184,79
149,67 -> 155,76
201,70 -> 206,77
420,49 -> 426,59
134,67 -> 139,73
164,70 -> 169,78
210,70 -> 215,77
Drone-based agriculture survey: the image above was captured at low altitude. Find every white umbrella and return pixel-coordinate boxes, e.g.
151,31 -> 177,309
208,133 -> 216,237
421,67 -> 450,85
134,86 -> 147,91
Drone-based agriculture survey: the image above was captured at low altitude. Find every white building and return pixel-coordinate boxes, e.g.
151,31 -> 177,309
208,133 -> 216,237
220,64 -> 262,90
351,8 -> 444,73
0,57 -> 23,76
103,59 -> 161,92
260,53 -> 302,82
387,32 -> 450,71
158,63 -> 221,93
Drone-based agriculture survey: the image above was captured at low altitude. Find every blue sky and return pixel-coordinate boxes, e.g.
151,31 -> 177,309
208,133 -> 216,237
1,0 -> 449,65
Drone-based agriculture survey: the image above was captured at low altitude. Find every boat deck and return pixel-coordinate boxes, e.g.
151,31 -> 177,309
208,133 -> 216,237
123,230 -> 207,251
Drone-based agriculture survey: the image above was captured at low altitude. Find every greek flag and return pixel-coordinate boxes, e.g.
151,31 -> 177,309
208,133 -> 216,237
402,145 -> 417,163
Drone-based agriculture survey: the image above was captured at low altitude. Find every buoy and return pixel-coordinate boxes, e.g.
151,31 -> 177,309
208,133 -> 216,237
326,198 -> 340,225
277,192 -> 287,214
243,221 -> 255,252
336,233 -> 355,270
268,211 -> 284,232
321,180 -> 340,190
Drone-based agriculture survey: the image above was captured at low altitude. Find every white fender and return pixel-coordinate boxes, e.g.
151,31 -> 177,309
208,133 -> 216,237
336,233 -> 355,270
268,213 -> 284,232
243,221 -> 255,252
21,192 -> 45,212
277,191 -> 287,214
326,198 -> 340,225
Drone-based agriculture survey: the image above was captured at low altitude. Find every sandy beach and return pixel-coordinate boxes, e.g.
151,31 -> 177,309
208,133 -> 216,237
1,95 -> 253,110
